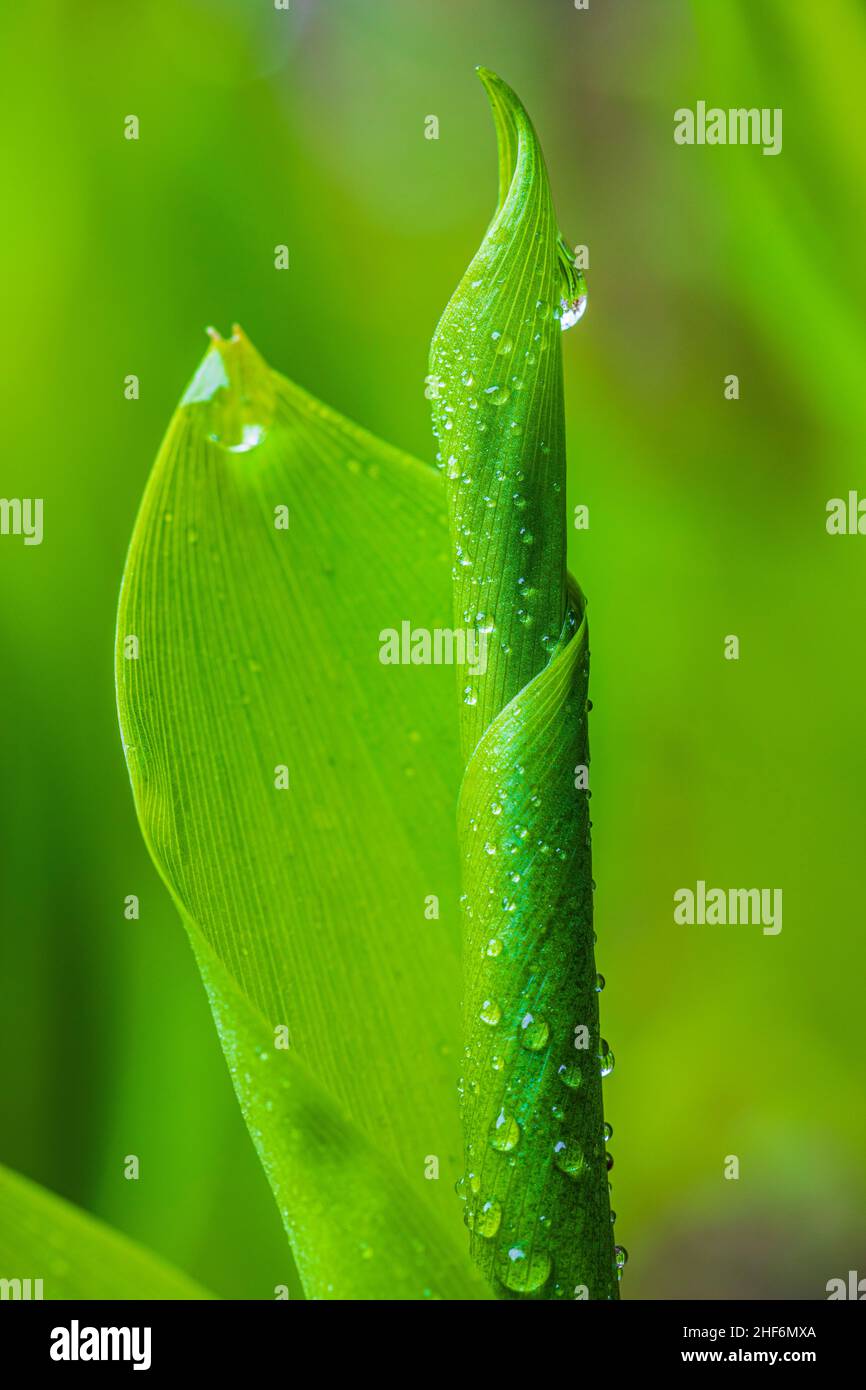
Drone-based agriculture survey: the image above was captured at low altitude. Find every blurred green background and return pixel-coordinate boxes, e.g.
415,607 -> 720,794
1,0 -> 864,1298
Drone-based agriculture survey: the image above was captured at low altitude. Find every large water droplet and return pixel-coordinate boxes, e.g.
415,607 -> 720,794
553,1140 -> 587,1179
557,1062 -> 582,1090
480,999 -> 501,1026
184,327 -> 274,452
489,1110 -> 521,1152
558,295 -> 588,331
484,384 -> 511,406
469,1199 -> 502,1239
499,1245 -> 552,1293
520,1014 -> 550,1052
599,1041 -> 615,1077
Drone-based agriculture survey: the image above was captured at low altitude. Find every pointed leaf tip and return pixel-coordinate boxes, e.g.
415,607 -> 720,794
181,325 -> 274,451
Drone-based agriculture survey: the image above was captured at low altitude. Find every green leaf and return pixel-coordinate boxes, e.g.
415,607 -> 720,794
116,329 -> 487,1300
429,70 -> 618,1299
0,1163 -> 212,1299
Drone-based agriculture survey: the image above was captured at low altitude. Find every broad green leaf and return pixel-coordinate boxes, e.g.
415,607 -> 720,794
116,330 -> 487,1299
0,1163 -> 212,1299
429,70 -> 618,1298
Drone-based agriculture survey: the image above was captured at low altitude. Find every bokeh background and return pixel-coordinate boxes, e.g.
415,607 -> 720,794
2,0 -> 864,1298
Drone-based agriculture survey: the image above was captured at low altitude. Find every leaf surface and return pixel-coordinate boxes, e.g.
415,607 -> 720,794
116,332 -> 487,1299
0,1163 -> 212,1299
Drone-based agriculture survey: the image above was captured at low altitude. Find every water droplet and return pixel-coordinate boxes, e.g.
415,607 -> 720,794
595,973 -> 606,992
490,1110 -> 521,1152
486,937 -> 503,958
553,1140 -> 587,1179
215,423 -> 265,453
603,1122 -> 613,1142
599,1041 -> 615,1077
520,529 -> 534,546
463,685 -> 478,706
557,1062 -> 582,1090
490,801 -> 502,817
483,841 -> 496,856
605,1151 -> 614,1171
559,294 -> 588,331
484,384 -> 511,406
480,999 -> 501,1026
491,1054 -> 505,1071
467,1198 -> 502,1238
614,1245 -> 628,1276
520,1014 -> 550,1052
495,334 -> 514,356
499,1245 -> 552,1293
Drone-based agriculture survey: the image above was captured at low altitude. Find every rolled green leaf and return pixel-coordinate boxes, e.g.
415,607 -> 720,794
430,70 -> 618,1300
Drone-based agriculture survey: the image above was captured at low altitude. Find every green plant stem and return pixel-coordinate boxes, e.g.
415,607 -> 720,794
430,68 -> 619,1301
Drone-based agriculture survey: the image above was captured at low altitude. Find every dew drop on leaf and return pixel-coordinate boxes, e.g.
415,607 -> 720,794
484,384 -> 511,406
553,1139 -> 587,1179
519,1014 -> 550,1052
498,1245 -> 552,1293
558,294 -> 588,330
467,1198 -> 502,1238
480,998 -> 502,1026
557,1062 -> 582,1090
489,1110 -> 521,1152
